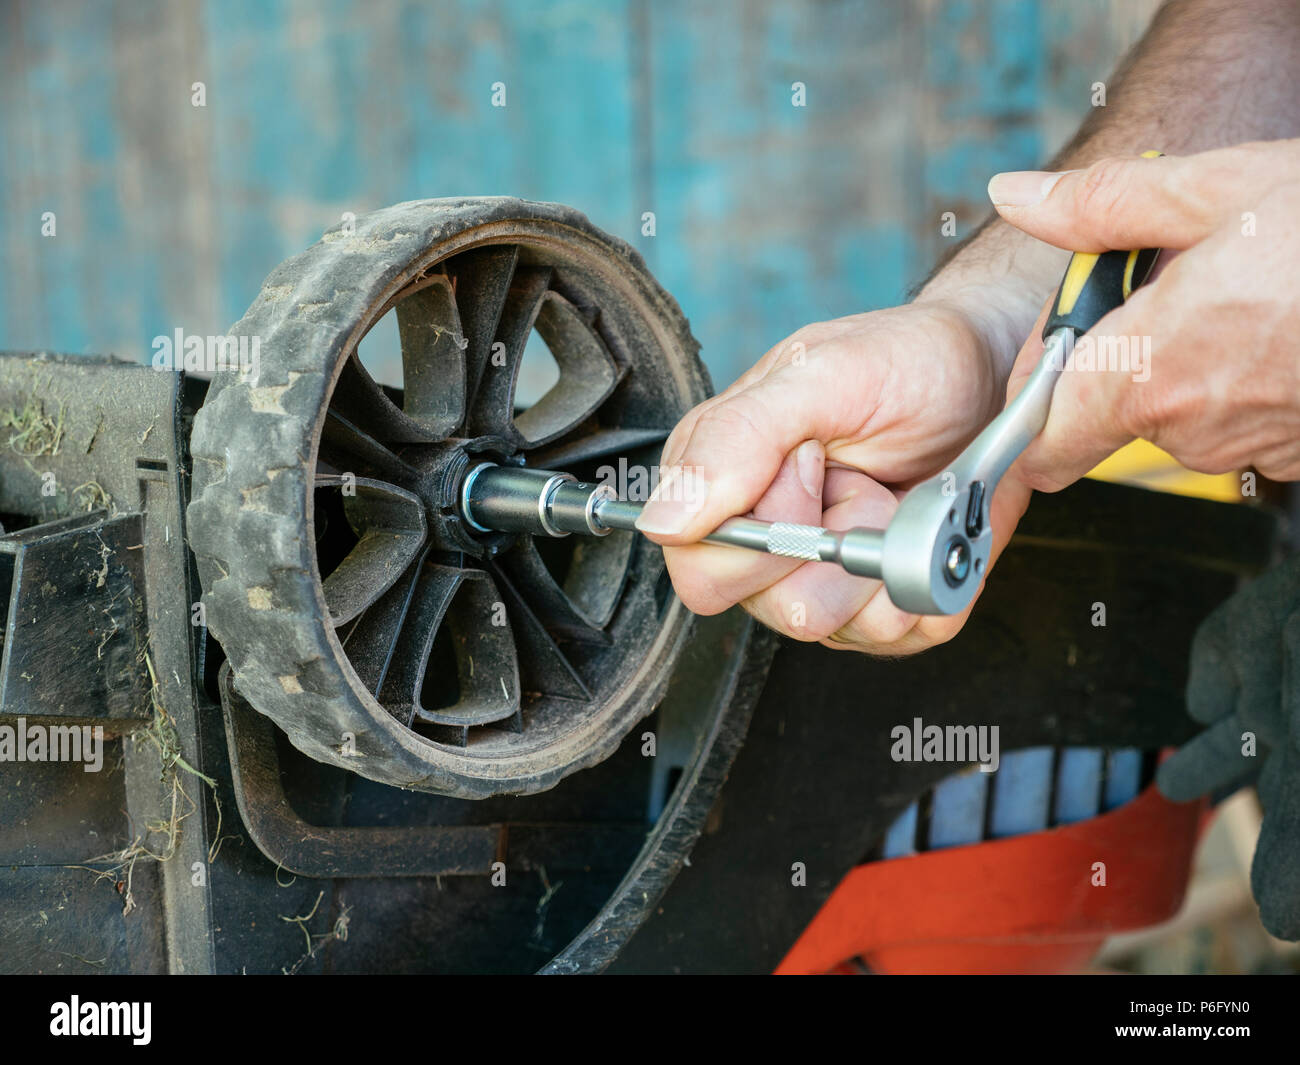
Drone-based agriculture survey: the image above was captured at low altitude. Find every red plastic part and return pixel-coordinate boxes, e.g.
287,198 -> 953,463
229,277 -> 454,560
776,783 -> 1205,975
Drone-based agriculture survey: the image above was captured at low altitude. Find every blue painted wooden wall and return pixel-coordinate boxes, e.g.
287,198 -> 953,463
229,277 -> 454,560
0,0 -> 1157,389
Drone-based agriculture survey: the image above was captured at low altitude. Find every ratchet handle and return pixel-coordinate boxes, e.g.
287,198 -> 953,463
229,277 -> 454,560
1041,150 -> 1163,340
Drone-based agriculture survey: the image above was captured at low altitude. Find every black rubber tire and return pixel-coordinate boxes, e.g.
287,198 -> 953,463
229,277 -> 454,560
187,198 -> 709,797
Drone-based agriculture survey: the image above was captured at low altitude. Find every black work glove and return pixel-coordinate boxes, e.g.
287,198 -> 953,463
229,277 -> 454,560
1156,553 -> 1300,941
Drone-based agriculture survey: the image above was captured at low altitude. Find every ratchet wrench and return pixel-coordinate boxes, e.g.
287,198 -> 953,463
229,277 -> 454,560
461,236 -> 1159,615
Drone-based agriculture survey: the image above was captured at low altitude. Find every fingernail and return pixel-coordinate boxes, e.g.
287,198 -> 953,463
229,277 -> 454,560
635,466 -> 711,536
795,440 -> 823,500
987,169 -> 1067,207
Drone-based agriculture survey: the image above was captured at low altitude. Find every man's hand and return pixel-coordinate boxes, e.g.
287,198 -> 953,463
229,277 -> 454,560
991,140 -> 1300,491
636,0 -> 1300,658
635,302 -> 1033,654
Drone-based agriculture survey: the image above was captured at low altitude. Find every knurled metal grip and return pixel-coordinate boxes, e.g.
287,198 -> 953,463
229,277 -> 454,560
766,522 -> 827,561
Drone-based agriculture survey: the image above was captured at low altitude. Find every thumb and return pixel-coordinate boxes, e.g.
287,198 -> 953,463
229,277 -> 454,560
635,365 -> 844,544
988,144 -> 1277,252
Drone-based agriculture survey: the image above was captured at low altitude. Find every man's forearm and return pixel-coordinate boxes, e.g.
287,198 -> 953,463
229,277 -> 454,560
916,0 -> 1300,375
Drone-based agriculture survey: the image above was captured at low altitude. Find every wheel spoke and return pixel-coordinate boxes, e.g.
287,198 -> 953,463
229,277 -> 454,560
320,409 -> 417,486
467,266 -> 552,439
489,562 -> 592,702
331,353 -> 437,444
514,293 -> 623,446
445,244 -> 520,410
397,274 -> 467,437
526,425 -> 671,468
342,547 -> 429,694
318,477 -> 427,626
561,530 -> 634,629
497,538 -> 611,644
378,564 -> 521,735
374,561 -> 461,723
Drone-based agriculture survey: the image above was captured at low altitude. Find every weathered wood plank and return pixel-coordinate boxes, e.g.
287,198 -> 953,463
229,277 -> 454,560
0,0 -> 1159,389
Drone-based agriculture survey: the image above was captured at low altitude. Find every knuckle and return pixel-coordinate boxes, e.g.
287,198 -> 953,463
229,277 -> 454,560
869,605 -> 920,646
673,588 -> 729,617
753,325 -> 824,380
1073,158 -> 1132,226
691,392 -> 771,449
1169,440 -> 1235,476
1162,161 -> 1220,231
1014,445 -> 1071,494
1019,468 -> 1069,494
799,610 -> 846,643
883,612 -> 968,656
916,616 -> 964,651
832,596 -> 914,647
1117,376 -> 1186,439
662,550 -> 731,616
785,323 -> 820,349
740,598 -> 799,640
1187,454 -> 1235,476
819,635 -> 867,653
660,423 -> 693,468
758,587 -> 833,643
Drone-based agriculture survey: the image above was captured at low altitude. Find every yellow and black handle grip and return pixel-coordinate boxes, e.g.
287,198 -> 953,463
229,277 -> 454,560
1042,150 -> 1163,340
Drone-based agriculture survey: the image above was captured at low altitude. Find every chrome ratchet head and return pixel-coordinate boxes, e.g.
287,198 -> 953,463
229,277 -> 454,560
881,472 -> 992,616
882,327 -> 1073,616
